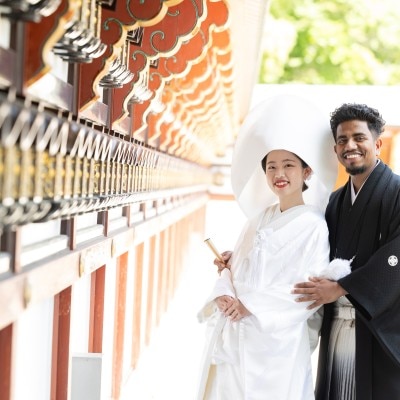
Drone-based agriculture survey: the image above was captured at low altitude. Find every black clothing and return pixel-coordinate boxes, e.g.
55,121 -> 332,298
315,162 -> 400,400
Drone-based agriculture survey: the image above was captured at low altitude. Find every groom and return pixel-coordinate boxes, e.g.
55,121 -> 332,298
293,103 -> 400,399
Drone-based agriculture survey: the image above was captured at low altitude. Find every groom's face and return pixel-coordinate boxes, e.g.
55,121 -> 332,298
334,119 -> 382,177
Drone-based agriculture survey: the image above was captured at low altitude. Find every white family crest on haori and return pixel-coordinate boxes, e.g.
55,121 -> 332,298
388,255 -> 398,266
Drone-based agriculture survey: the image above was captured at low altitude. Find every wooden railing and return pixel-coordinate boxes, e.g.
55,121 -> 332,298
0,195 -> 207,399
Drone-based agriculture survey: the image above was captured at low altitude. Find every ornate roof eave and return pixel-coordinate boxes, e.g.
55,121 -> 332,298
1,0 -> 269,166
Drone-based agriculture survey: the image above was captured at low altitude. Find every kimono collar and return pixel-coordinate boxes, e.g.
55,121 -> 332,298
350,160 -> 381,204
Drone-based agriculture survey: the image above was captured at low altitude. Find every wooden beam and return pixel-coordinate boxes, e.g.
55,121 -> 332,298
88,266 -> 105,353
0,324 -> 12,400
51,287 -> 72,400
0,195 -> 207,330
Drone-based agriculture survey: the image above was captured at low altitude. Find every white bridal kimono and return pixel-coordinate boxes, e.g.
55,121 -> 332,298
197,204 -> 350,400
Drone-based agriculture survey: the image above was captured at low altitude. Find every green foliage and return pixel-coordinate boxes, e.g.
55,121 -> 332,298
259,0 -> 400,84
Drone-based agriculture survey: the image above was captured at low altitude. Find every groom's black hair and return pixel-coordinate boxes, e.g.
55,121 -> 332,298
330,103 -> 385,140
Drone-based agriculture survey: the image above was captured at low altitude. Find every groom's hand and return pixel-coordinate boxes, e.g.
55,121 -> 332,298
292,277 -> 348,309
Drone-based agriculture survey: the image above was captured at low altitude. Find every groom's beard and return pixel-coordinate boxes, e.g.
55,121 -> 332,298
346,165 -> 367,175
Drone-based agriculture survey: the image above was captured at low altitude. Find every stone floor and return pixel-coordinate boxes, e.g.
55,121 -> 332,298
120,240 -> 213,400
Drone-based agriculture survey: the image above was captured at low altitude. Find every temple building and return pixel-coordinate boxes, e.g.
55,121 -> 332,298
0,1 -> 398,399
0,1 -> 267,399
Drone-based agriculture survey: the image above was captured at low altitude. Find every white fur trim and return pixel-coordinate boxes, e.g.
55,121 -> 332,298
315,258 -> 352,281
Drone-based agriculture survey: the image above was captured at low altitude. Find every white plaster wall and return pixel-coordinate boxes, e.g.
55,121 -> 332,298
0,16 -> 10,48
70,275 -> 92,353
12,298 -> 54,400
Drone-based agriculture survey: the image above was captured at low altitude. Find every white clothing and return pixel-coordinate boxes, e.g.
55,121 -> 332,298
197,204 -> 351,400
327,298 -> 356,400
230,95 -> 338,219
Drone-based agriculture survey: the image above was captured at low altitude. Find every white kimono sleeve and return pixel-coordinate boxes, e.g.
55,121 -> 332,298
197,268 -> 235,323
238,226 -> 351,332
239,283 -> 319,331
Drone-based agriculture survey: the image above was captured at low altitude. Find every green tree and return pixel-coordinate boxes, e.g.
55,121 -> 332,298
259,0 -> 400,84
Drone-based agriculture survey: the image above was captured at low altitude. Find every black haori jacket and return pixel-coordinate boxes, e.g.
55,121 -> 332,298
315,161 -> 400,400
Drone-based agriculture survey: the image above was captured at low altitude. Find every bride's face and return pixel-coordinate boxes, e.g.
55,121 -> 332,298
264,150 -> 311,200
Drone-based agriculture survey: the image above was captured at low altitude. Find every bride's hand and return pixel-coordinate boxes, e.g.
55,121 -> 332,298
215,295 -> 234,312
214,251 -> 233,273
224,298 -> 251,322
